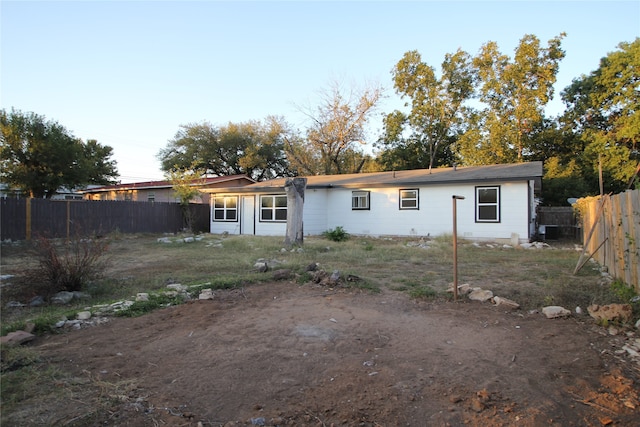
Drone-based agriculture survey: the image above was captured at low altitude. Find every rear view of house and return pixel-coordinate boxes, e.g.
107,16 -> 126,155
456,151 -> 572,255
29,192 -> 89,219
203,162 -> 543,243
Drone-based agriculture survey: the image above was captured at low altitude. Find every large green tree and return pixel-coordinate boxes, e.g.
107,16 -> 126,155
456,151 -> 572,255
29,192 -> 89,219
456,33 -> 566,164
0,109 -> 118,198
287,80 -> 382,175
377,49 -> 475,171
158,116 -> 293,181
560,38 -> 639,193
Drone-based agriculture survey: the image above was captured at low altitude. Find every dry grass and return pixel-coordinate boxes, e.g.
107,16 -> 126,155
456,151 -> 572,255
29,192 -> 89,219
1,232 -> 615,321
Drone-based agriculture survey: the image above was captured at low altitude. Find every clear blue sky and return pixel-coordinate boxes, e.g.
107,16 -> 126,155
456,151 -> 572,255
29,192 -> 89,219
2,1 -> 639,183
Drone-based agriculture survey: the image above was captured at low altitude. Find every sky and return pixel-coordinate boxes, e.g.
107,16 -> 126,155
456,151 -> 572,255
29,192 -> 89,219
2,1 -> 639,183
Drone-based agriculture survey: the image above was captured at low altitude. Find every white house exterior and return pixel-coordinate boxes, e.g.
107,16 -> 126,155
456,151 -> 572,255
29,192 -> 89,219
203,162 -> 543,243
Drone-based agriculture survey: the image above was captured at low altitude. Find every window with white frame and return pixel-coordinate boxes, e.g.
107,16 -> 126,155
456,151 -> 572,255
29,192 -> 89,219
260,194 -> 287,222
399,189 -> 419,210
213,196 -> 238,221
475,186 -> 500,222
352,191 -> 370,210
147,193 -> 155,202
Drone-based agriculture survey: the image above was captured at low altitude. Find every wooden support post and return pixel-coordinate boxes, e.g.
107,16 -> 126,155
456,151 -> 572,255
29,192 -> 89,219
452,195 -> 465,301
26,197 -> 32,241
67,200 -> 71,240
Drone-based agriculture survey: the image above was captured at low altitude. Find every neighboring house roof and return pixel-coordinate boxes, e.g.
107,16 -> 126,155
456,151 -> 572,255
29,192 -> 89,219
203,162 -> 543,193
80,174 -> 255,194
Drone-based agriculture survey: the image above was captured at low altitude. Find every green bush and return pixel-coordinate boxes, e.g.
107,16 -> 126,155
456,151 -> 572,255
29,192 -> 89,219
322,226 -> 350,242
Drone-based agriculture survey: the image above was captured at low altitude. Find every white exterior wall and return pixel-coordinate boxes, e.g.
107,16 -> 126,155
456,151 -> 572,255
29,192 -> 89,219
302,189 -> 329,235
210,181 -> 533,242
322,182 -> 531,242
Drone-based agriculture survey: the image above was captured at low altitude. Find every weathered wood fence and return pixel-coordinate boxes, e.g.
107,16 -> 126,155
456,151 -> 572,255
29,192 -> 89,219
577,189 -> 640,291
0,198 -> 210,241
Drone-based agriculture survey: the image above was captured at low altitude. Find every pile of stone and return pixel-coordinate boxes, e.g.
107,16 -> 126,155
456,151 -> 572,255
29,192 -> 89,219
157,235 -> 205,244
448,283 -> 520,310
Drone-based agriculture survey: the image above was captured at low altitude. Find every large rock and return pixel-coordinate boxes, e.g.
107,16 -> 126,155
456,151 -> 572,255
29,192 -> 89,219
136,293 -> 149,302
199,289 -> 215,300
587,304 -> 633,324
51,291 -> 74,304
492,296 -> 520,309
76,311 -> 92,321
542,306 -> 571,319
468,289 -> 493,302
447,283 -> 472,295
272,269 -> 292,281
254,262 -> 268,273
0,330 -> 35,347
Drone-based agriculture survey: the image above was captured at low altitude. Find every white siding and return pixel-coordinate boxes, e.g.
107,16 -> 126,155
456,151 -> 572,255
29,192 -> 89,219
211,181 -> 534,242
302,189 -> 329,234
321,182 -> 531,242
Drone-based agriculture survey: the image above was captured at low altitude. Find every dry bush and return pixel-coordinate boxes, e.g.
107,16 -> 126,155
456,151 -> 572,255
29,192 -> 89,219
28,234 -> 110,297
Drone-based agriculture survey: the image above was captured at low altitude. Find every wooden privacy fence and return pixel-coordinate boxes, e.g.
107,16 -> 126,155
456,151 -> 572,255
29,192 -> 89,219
576,189 -> 640,291
0,198 -> 210,241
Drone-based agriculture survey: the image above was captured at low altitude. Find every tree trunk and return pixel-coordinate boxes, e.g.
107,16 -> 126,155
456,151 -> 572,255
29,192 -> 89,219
284,177 -> 307,247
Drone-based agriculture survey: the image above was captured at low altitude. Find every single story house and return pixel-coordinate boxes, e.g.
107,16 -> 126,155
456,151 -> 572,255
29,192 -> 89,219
202,162 -> 543,243
80,175 -> 254,204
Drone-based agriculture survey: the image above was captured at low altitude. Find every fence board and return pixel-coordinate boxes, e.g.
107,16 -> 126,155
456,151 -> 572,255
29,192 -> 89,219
579,189 -> 640,291
1,199 -> 210,241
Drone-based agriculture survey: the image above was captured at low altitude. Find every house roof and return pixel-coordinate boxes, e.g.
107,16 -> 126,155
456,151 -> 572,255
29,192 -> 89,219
203,162 -> 543,193
80,174 -> 254,193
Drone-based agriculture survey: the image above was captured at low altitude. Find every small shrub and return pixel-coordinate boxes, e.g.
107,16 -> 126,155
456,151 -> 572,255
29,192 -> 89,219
610,279 -> 640,320
610,279 -> 637,302
30,234 -> 110,296
322,226 -> 350,242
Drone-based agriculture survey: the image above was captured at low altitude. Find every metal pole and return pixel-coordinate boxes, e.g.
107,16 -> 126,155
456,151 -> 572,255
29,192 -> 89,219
452,195 -> 465,301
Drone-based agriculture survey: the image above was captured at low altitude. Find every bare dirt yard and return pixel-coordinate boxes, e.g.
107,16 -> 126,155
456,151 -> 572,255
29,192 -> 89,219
6,282 -> 639,426
1,235 -> 639,426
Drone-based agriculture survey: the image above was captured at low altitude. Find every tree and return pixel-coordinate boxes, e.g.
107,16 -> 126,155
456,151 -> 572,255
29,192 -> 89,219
167,168 -> 204,232
287,80 -> 382,175
560,38 -> 639,193
540,156 -> 590,206
158,116 -> 293,181
377,49 -> 475,171
283,177 -> 306,247
456,33 -> 566,164
0,109 -> 118,198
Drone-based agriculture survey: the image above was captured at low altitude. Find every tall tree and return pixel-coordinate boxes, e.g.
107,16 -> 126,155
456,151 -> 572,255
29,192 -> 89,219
287,80 -> 382,175
0,109 -> 118,198
456,33 -> 566,164
377,49 -> 475,171
158,116 -> 293,181
561,38 -> 639,193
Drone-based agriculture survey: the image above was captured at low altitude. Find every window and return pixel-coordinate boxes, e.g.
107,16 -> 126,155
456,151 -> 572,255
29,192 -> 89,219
399,189 -> 419,210
147,193 -> 155,202
352,191 -> 370,210
260,195 -> 287,222
213,196 -> 238,221
476,186 -> 500,222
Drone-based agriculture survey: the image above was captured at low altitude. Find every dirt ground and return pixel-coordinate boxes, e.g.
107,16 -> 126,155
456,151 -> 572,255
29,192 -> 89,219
8,280 -> 639,427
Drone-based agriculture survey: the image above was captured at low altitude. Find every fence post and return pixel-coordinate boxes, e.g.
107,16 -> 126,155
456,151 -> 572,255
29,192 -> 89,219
25,198 -> 32,240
